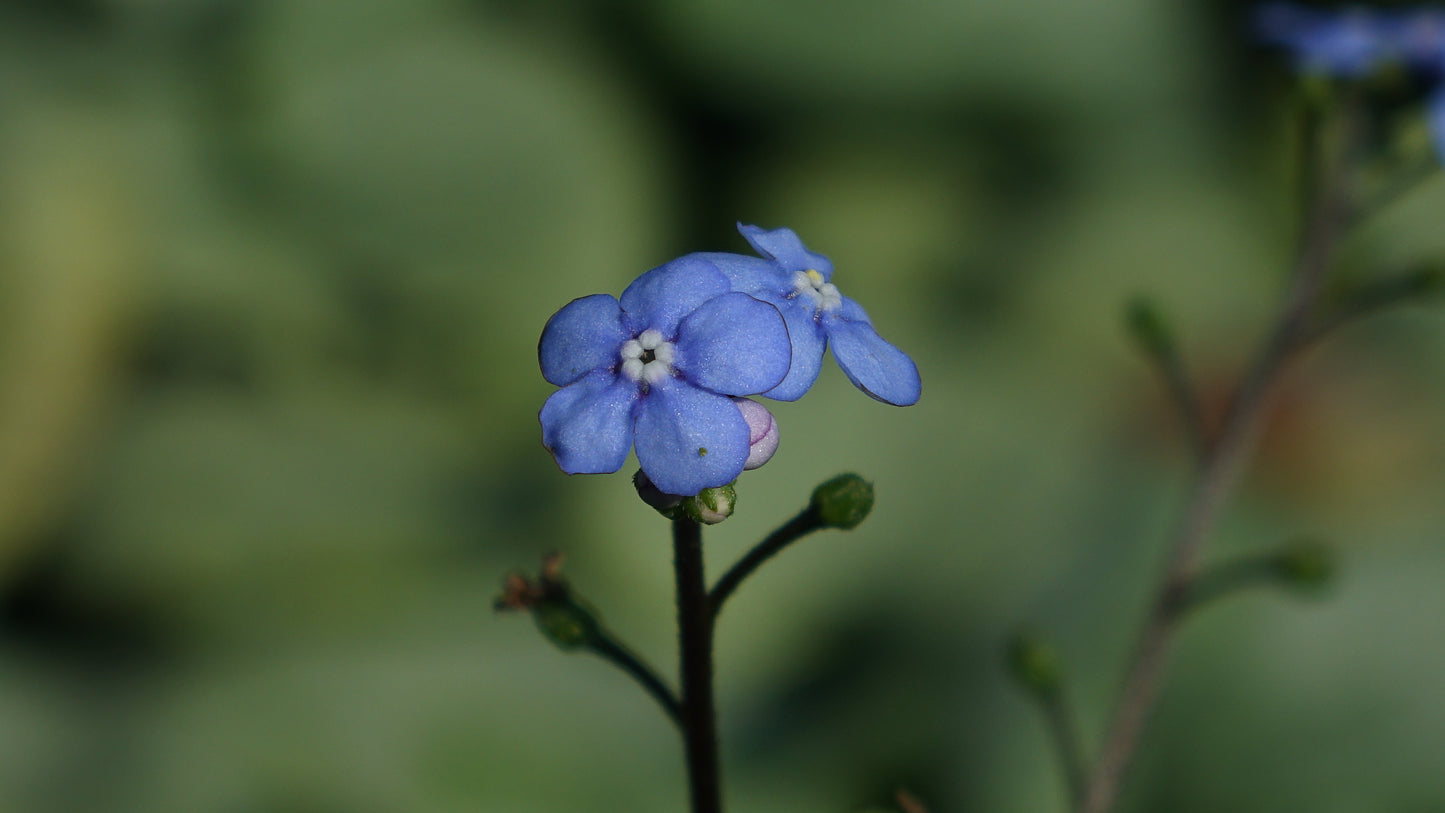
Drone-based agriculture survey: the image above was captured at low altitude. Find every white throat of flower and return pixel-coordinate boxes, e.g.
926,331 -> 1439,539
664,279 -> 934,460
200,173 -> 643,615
620,328 -> 676,386
793,269 -> 842,313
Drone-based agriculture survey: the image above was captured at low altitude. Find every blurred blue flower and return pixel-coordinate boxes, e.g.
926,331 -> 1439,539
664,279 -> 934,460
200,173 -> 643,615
1389,8 -> 1445,160
699,224 -> 922,406
1256,4 -> 1445,163
539,256 -> 791,496
1387,7 -> 1445,72
1255,2 -> 1391,77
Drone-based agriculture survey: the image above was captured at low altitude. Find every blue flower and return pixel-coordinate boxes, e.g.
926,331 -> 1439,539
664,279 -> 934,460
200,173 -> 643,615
1255,2 -> 1391,78
1389,8 -> 1445,73
1256,4 -> 1445,164
1387,8 -> 1445,161
538,256 -> 792,496
698,224 -> 921,406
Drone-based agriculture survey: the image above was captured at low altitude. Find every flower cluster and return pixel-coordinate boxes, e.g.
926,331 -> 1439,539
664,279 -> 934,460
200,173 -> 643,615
1256,3 -> 1445,158
538,224 -> 921,497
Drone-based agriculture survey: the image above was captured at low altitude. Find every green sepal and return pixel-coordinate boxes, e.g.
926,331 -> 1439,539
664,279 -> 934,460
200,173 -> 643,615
682,483 -> 736,524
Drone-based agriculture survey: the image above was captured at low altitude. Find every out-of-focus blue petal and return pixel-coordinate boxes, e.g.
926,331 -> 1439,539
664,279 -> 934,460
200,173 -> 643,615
1255,2 -> 1389,78
1428,87 -> 1445,163
763,303 -> 826,401
634,379 -> 750,495
538,294 -> 627,386
539,370 -> 637,474
691,251 -> 788,297
737,223 -> 834,279
1392,9 -> 1445,76
675,292 -> 792,396
826,309 -> 922,406
619,255 -> 732,336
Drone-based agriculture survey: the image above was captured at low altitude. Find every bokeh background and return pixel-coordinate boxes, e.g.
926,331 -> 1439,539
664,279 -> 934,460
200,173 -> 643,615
3,0 -> 1445,811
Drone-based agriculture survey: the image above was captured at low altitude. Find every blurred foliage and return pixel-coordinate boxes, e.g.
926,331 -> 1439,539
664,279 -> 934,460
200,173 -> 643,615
1,0 -> 1444,811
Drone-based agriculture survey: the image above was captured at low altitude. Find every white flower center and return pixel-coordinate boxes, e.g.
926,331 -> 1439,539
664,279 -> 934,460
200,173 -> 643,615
619,328 -> 676,386
792,269 -> 842,313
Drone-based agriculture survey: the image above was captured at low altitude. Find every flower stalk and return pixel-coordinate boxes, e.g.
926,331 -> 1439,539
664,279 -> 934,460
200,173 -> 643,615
1075,113 -> 1358,813
674,516 -> 722,813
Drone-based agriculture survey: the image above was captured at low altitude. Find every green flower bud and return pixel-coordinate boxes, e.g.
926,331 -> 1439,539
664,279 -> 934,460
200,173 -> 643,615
811,473 -> 874,529
1271,539 -> 1334,592
495,553 -> 604,652
683,483 -> 736,525
1123,296 -> 1174,360
1006,631 -> 1063,697
532,595 -> 603,651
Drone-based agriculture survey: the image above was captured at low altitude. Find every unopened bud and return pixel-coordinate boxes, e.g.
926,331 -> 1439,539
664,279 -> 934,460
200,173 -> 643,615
495,553 -> 604,651
633,470 -> 684,518
734,397 -> 780,470
683,483 -> 736,525
532,595 -> 602,651
1006,631 -> 1063,696
810,473 -> 874,529
1123,296 -> 1175,360
1271,539 -> 1334,592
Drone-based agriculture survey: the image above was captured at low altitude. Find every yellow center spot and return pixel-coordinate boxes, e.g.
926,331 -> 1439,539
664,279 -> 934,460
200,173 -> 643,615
804,269 -> 825,287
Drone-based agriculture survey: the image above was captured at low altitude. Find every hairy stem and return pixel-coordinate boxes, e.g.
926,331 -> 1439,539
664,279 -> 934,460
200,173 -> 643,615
590,633 -> 682,728
709,506 -> 825,619
674,516 -> 722,813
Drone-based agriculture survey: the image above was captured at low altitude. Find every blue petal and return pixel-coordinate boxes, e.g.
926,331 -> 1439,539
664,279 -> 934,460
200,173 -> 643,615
619,255 -> 732,336
1429,88 -> 1445,165
539,370 -> 638,474
691,251 -> 788,297
675,292 -> 792,396
1393,10 -> 1445,73
1255,3 -> 1388,77
762,302 -> 826,401
825,303 -> 922,406
633,378 -> 750,496
538,294 -> 628,386
737,223 -> 834,279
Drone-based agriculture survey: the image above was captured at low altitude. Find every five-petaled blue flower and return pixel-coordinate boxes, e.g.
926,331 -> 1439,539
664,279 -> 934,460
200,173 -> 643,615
538,256 -> 792,497
698,224 -> 922,406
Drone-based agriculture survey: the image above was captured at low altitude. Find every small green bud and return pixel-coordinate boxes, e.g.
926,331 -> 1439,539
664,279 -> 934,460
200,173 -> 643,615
1271,539 -> 1334,592
811,473 -> 874,529
1006,631 -> 1063,696
532,595 -> 603,651
1123,296 -> 1174,360
683,483 -> 736,525
495,553 -> 605,652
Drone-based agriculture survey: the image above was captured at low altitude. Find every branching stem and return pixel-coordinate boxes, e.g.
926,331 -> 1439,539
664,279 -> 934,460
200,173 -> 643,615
1075,126 -> 1356,813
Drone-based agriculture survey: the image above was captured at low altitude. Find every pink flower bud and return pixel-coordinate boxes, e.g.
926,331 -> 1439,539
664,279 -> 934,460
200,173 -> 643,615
734,398 -> 780,471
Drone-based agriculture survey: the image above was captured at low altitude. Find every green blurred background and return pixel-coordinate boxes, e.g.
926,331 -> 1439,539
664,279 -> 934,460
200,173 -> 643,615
2,0 -> 1444,810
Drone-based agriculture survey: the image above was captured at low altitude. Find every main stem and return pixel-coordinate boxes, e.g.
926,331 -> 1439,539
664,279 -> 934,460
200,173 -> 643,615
673,516 -> 722,813
1076,170 -> 1353,813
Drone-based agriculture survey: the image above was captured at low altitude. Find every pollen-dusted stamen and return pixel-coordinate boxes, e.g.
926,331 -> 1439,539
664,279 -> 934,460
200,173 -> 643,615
793,269 -> 843,313
619,328 -> 677,385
